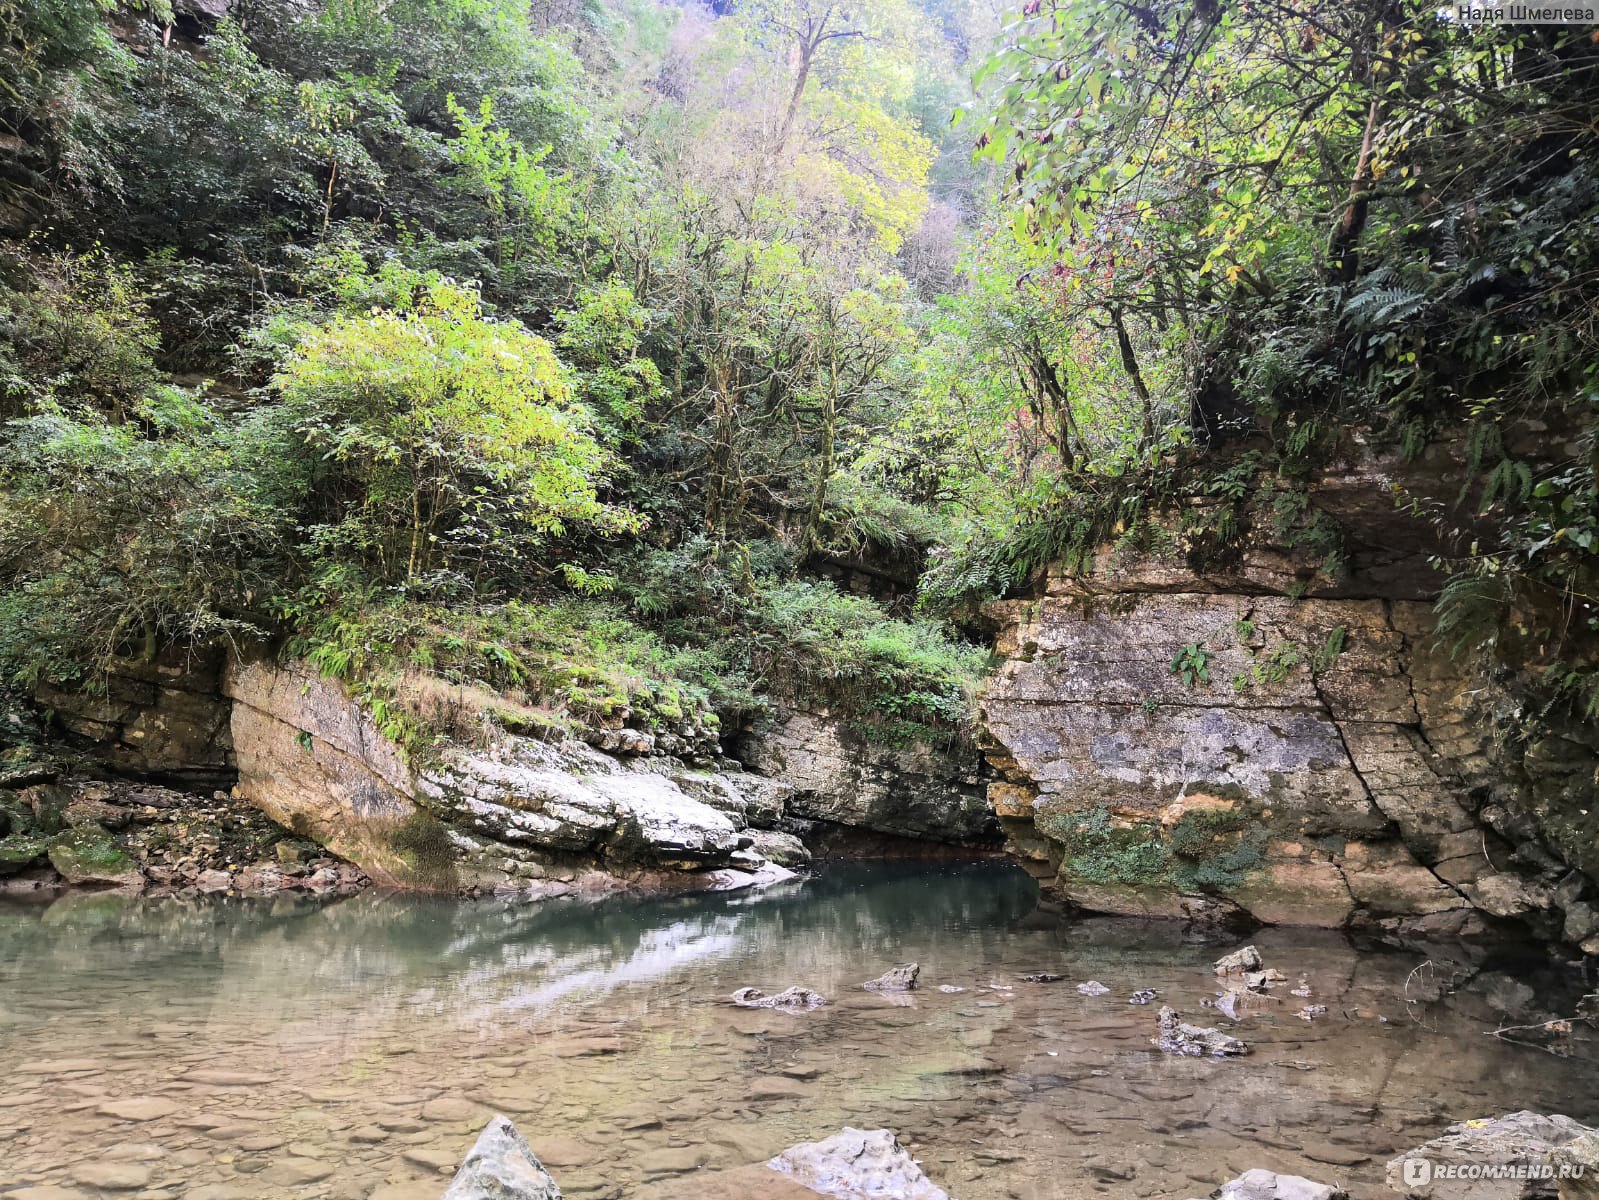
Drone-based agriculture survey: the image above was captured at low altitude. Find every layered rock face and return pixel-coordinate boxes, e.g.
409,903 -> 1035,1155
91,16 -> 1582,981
31,650 -> 234,788
224,658 -> 807,893
979,456 -> 1598,948
733,709 -> 994,845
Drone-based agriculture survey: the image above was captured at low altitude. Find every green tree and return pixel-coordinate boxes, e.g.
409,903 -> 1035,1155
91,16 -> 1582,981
275,280 -> 640,588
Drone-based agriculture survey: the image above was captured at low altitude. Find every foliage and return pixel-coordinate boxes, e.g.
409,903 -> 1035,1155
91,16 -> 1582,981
0,247 -> 160,419
274,280 -> 639,587
972,0 -> 1599,698
1169,642 -> 1212,689
0,389 -> 298,687
10,0 -> 1589,780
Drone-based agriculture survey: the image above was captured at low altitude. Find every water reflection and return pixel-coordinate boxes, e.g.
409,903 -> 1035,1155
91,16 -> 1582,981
0,863 -> 1594,1200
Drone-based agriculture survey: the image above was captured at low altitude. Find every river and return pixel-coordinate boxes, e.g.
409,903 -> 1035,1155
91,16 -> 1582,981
2,861 -> 1595,1199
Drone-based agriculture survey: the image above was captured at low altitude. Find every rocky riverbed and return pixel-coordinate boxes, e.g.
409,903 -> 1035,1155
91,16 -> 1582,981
0,777 -> 367,900
1,862 -> 1595,1200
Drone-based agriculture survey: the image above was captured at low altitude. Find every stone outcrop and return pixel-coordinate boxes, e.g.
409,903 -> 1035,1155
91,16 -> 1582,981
32,650 -> 234,788
1387,1111 -> 1594,1199
223,658 -> 805,893
862,963 -> 920,992
1154,1006 -> 1249,1058
732,709 -> 994,845
767,1127 -> 949,1200
977,450 -> 1598,945
442,1116 -> 562,1200
731,985 -> 828,1010
1549,1133 -> 1599,1200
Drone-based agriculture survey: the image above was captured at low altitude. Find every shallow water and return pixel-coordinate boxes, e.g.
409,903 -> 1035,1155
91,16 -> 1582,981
2,862 -> 1596,1200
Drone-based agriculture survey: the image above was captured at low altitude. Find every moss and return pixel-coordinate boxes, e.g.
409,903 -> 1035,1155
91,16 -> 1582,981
1169,806 -> 1272,891
1041,808 -> 1174,888
390,811 -> 458,893
47,824 -> 136,882
29,785 -> 69,835
1044,803 -> 1270,894
0,834 -> 48,876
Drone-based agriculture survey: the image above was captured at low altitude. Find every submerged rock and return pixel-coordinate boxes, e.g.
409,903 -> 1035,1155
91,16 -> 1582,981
1154,1006 -> 1249,1058
767,1127 -> 948,1200
1129,988 -> 1158,1004
441,1115 -> 563,1200
862,963 -> 919,992
732,986 -> 828,1011
1386,1111 -> 1592,1198
1245,968 -> 1287,991
1214,945 -> 1264,975
1209,1168 -> 1348,1200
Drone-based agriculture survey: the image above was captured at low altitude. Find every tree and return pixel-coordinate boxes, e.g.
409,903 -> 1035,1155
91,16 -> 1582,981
275,280 -> 640,588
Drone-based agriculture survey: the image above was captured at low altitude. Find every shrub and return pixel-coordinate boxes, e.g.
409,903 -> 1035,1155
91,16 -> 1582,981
275,280 -> 641,587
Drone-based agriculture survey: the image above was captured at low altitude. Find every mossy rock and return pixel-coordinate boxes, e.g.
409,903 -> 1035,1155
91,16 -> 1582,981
0,835 -> 49,876
29,784 -> 70,835
47,824 -> 140,885
0,788 -> 31,839
389,811 -> 459,892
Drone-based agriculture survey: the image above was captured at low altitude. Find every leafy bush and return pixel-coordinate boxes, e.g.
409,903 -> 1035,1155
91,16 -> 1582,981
275,280 -> 640,588
0,390 -> 299,686
1169,642 -> 1212,688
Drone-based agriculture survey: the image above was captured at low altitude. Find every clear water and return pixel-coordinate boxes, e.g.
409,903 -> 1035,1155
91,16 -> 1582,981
2,861 -> 1595,1200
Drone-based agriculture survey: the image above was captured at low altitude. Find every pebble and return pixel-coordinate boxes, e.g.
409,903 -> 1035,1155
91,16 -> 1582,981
256,1158 -> 335,1186
417,1098 -> 485,1123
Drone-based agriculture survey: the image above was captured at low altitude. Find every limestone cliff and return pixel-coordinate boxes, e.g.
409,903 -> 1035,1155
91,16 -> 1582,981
223,658 -> 807,894
732,708 -> 993,846
978,449 -> 1599,950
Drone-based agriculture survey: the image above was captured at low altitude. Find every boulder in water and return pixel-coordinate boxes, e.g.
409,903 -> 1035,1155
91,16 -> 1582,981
1210,1168 -> 1348,1200
441,1115 -> 563,1200
1214,945 -> 1264,975
768,1126 -> 948,1200
862,963 -> 919,992
732,986 -> 828,1010
1154,1006 -> 1249,1057
1386,1111 -> 1592,1198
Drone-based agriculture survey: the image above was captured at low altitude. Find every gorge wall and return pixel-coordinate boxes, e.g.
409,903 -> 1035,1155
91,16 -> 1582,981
222,657 -> 813,894
978,444 -> 1599,952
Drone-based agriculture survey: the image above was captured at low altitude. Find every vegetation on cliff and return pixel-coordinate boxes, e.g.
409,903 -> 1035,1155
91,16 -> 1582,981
0,0 -> 988,749
960,1 -> 1599,724
0,0 -> 1594,755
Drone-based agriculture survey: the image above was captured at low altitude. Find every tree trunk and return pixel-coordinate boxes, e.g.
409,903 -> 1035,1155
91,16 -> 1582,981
1109,304 -> 1155,450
